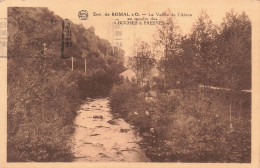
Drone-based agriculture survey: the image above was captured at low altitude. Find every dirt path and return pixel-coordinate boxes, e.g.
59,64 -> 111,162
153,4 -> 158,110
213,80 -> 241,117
72,98 -> 149,162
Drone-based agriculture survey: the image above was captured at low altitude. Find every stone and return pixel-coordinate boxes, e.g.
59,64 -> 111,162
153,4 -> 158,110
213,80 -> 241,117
107,120 -> 118,125
120,129 -> 130,133
93,115 -> 103,119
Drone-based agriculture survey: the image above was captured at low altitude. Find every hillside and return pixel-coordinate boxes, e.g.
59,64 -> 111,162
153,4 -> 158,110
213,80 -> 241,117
7,7 -> 125,161
8,7 -> 124,66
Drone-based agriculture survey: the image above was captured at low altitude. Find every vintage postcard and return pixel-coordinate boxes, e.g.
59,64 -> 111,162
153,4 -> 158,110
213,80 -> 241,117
0,0 -> 259,168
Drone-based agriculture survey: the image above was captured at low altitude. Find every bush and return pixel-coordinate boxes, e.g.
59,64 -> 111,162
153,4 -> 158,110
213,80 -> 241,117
110,80 -> 140,116
110,80 -> 151,132
7,59 -> 81,162
145,91 -> 250,162
110,83 -> 250,162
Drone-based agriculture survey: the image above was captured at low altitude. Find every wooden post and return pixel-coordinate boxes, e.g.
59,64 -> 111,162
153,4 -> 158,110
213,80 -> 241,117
42,42 -> 47,55
71,57 -> 74,71
229,102 -> 233,129
85,58 -> 86,75
239,92 -> 243,118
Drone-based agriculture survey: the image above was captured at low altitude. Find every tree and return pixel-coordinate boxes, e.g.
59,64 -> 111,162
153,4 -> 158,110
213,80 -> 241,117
176,35 -> 198,98
155,9 -> 182,89
217,10 -> 251,91
216,10 -> 251,125
190,10 -> 218,99
128,40 -> 156,87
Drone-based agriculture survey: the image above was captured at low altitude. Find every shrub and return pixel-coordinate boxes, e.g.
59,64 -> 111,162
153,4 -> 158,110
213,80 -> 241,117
110,80 -> 140,116
109,83 -> 251,162
7,59 -> 81,162
110,80 -> 151,131
146,91 -> 250,162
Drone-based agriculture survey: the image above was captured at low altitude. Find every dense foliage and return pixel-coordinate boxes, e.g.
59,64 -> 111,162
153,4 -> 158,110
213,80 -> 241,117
110,80 -> 251,162
110,10 -> 251,163
7,7 -> 125,161
154,10 -> 251,92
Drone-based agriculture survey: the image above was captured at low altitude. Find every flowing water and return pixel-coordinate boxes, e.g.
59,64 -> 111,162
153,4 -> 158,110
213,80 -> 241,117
72,98 -> 149,162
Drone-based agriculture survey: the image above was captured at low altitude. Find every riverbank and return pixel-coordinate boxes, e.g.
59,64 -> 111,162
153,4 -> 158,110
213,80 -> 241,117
109,81 -> 251,162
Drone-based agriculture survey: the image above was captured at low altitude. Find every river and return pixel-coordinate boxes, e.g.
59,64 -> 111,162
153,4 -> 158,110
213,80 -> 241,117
72,98 -> 150,162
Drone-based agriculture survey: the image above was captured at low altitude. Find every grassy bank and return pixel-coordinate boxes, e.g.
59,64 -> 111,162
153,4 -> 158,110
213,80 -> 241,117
109,81 -> 251,162
7,58 -> 121,161
7,58 -> 83,162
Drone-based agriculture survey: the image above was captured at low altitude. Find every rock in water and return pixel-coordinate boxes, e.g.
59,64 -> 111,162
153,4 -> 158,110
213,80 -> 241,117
107,120 -> 118,125
93,115 -> 103,119
120,129 -> 130,133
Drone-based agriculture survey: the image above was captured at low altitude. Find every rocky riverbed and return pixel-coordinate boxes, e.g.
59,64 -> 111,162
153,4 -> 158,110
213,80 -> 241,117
72,98 -> 149,162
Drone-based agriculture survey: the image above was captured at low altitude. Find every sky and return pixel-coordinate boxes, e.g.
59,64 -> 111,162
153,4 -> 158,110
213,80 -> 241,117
1,0 -> 256,59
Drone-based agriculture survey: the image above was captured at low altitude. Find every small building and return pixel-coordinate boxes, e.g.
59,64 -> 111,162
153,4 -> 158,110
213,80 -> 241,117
119,69 -> 136,81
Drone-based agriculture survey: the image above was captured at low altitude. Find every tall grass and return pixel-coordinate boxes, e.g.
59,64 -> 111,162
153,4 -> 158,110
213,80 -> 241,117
109,81 -> 251,162
7,59 -> 82,162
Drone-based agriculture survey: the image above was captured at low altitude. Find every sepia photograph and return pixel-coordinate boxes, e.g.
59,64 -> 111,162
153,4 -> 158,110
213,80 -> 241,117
0,0 -> 259,167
